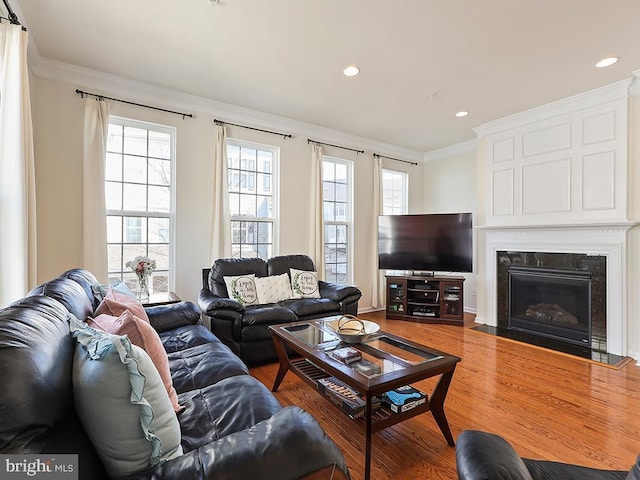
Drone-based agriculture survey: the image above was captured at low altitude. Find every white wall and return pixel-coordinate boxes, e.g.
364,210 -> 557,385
420,147 -> 478,312
29,73 -> 424,309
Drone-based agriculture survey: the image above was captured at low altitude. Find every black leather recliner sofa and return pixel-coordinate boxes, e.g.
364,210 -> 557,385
199,254 -> 362,366
0,268 -> 350,480
456,430 -> 638,480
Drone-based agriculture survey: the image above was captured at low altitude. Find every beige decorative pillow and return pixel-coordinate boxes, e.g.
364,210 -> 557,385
290,268 -> 321,299
254,273 -> 293,304
223,274 -> 259,305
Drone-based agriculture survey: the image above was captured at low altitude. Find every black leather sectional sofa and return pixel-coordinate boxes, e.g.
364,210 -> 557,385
0,268 -> 350,479
199,254 -> 362,365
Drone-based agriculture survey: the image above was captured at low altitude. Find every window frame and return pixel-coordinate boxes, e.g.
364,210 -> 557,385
226,138 -> 280,259
322,156 -> 354,284
105,116 -> 177,292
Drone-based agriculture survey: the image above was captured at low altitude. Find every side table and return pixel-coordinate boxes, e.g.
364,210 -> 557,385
141,291 -> 181,307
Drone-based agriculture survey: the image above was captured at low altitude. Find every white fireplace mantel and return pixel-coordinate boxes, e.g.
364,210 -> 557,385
476,222 -> 637,356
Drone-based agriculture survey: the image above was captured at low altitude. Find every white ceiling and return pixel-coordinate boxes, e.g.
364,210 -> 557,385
8,0 -> 640,152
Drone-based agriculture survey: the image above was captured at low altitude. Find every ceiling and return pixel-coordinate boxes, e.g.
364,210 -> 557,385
8,0 -> 640,153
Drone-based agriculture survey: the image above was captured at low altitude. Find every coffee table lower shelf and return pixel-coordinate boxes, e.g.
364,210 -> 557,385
289,358 -> 436,433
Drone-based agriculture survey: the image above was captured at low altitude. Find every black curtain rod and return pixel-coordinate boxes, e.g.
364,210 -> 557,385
214,119 -> 292,139
75,89 -> 193,119
2,0 -> 21,26
307,139 -> 364,155
373,153 -> 418,166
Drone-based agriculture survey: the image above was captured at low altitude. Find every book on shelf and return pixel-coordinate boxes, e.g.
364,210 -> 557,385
328,346 -> 362,364
381,385 -> 428,413
317,377 -> 380,419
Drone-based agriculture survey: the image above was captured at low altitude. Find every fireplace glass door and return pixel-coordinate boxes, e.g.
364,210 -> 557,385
508,267 -> 591,346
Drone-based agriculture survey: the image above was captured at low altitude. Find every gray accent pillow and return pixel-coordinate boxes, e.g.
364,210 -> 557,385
91,280 -> 136,303
71,318 -> 183,478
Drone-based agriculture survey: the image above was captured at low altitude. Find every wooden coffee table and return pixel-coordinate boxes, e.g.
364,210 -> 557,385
269,316 -> 461,480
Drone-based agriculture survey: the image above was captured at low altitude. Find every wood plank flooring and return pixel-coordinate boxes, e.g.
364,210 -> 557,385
250,311 -> 640,480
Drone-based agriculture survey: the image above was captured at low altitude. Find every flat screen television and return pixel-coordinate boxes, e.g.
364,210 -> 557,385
378,213 -> 473,273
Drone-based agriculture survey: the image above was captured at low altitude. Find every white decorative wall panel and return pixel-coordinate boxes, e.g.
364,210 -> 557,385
492,169 -> 514,215
582,151 -> 615,210
492,137 -> 514,163
522,123 -> 571,158
582,111 -> 615,145
522,159 -> 571,214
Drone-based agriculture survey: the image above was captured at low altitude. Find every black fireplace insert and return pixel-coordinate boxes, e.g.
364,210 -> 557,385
508,266 -> 591,346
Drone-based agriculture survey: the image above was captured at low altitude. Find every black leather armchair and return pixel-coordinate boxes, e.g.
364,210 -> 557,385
199,254 -> 362,366
456,430 -> 637,480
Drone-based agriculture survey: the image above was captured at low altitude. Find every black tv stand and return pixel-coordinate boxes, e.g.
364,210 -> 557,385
386,274 -> 465,325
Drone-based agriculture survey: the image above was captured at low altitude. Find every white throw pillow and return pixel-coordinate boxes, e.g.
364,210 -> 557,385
223,274 -> 259,306
254,273 -> 293,304
289,268 -> 321,299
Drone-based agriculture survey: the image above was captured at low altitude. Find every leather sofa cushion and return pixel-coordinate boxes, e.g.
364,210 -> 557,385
210,258 -> 268,297
523,460 -> 628,480
27,277 -> 94,322
241,304 -> 297,327
279,298 -> 341,317
159,324 -> 220,353
0,295 -> 73,453
177,375 -> 282,452
168,342 -> 248,394
267,254 -> 315,276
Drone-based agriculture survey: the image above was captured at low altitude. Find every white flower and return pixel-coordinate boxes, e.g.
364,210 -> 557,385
125,256 -> 156,278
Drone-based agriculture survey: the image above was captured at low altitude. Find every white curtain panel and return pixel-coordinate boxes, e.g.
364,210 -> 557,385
209,124 -> 232,263
309,143 -> 325,278
371,155 -> 384,308
82,97 -> 110,282
0,24 -> 36,307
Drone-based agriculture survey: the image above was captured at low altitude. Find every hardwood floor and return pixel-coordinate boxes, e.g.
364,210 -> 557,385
250,311 -> 640,480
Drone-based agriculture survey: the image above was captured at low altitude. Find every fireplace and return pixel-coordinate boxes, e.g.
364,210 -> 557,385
508,266 -> 591,346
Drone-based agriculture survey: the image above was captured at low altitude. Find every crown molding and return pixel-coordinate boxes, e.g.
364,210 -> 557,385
423,139 -> 476,162
27,50 -> 424,162
473,77 -> 634,138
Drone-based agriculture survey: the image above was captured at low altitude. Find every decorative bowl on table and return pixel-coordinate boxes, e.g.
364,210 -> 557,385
325,315 -> 380,344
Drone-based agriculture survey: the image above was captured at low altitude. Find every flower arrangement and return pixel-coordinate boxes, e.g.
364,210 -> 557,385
126,256 -> 156,279
125,256 -> 156,301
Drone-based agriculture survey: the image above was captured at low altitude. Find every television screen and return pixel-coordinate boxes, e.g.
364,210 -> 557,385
378,213 -> 473,272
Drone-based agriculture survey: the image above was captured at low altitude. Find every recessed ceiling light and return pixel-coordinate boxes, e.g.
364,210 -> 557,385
343,65 -> 360,77
455,111 -> 469,118
596,57 -> 618,68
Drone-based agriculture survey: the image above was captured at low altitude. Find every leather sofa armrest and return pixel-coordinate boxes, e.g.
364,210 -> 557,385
198,289 -> 244,317
122,406 -> 350,480
455,430 -> 534,480
145,301 -> 201,333
319,281 -> 362,302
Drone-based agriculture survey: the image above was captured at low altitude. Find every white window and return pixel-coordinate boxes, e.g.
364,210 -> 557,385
227,141 -> 278,259
105,118 -> 175,293
382,169 -> 408,214
322,157 -> 352,284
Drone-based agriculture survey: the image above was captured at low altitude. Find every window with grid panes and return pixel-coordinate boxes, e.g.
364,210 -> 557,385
382,169 -> 408,214
322,157 -> 352,284
105,118 -> 174,294
227,141 -> 277,259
